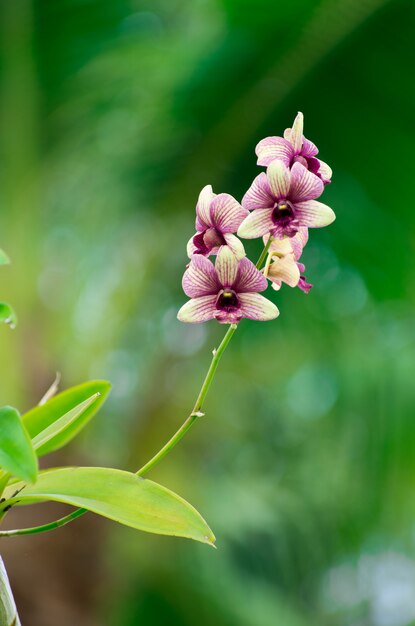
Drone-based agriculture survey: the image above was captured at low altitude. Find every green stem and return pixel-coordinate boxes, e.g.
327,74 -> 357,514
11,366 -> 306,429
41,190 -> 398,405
255,235 -> 273,270
137,323 -> 237,476
0,556 -> 21,626
0,508 -> 87,538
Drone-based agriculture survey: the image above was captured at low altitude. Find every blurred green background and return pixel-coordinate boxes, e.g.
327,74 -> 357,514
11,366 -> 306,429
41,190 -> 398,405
1,0 -> 415,624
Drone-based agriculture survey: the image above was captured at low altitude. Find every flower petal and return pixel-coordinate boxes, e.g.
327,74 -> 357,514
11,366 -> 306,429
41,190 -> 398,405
255,137 -> 294,167
177,295 -> 217,323
289,112 -> 304,153
267,254 -> 300,288
290,162 -> 324,202
182,255 -> 219,297
295,200 -> 336,228
317,159 -> 332,184
301,137 -> 318,157
211,194 -> 249,233
186,235 -> 197,258
268,235 -> 293,257
238,293 -> 279,321
267,160 -> 290,199
298,273 -> 313,294
223,233 -> 246,260
234,257 -> 267,293
237,208 -> 274,239
242,173 -> 274,211
214,309 -> 243,325
196,185 -> 215,229
290,227 -> 308,260
215,246 -> 239,287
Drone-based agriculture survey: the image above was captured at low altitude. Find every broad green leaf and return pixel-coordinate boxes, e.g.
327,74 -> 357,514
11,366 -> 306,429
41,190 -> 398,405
0,249 -> 10,265
3,467 -> 215,545
22,380 -> 111,456
0,407 -> 38,483
0,303 -> 17,329
31,394 -> 100,457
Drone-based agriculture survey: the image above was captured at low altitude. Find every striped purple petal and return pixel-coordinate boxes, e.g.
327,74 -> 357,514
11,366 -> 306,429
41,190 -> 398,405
223,233 -> 246,259
267,160 -> 290,199
177,295 -> 217,323
295,200 -> 336,228
182,254 -> 219,297
290,228 -> 309,261
301,137 -> 318,157
289,112 -> 304,153
255,136 -> 294,167
186,235 -> 197,258
317,159 -> 332,184
290,162 -> 324,203
234,257 -> 267,293
195,185 -> 215,229
215,246 -> 239,287
237,208 -> 274,240
242,173 -> 274,211
211,194 -> 249,233
238,293 -> 279,321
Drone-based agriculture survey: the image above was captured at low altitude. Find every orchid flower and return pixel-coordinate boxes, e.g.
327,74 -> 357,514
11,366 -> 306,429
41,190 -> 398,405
263,229 -> 312,293
256,112 -> 332,185
238,160 -> 335,240
187,185 -> 249,259
178,247 -> 279,324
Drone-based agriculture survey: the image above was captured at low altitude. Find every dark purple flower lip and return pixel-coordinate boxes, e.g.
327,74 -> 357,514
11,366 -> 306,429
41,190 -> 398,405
271,200 -> 299,237
216,288 -> 239,311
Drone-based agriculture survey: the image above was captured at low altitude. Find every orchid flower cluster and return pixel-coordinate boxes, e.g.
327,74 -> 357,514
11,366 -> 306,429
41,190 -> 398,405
178,112 -> 335,325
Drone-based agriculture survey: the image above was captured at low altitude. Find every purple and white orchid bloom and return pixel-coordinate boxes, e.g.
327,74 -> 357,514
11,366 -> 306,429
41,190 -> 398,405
187,185 -> 249,259
256,112 -> 332,185
263,228 -> 312,293
178,246 -> 279,324
237,160 -> 335,240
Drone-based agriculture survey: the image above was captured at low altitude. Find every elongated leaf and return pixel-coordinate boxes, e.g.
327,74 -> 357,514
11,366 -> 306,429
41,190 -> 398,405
3,467 -> 215,545
0,249 -> 10,265
31,394 -> 100,456
22,380 -> 111,456
0,407 -> 37,483
0,303 -> 17,329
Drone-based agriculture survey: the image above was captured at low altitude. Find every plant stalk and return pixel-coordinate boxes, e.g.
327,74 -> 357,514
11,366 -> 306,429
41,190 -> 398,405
137,322 -> 237,476
0,557 -> 21,626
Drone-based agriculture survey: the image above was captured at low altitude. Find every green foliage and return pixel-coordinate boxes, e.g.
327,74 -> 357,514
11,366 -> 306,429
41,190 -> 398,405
0,303 -> 17,329
0,381 -> 214,546
31,393 -> 100,456
0,407 -> 37,483
22,380 -> 111,454
2,467 -> 215,545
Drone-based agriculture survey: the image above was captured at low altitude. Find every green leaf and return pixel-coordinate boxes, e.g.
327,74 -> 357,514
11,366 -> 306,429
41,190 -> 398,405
0,303 -> 17,329
0,249 -> 10,265
0,407 -> 38,483
3,467 -> 216,545
31,394 -> 100,457
22,380 -> 111,456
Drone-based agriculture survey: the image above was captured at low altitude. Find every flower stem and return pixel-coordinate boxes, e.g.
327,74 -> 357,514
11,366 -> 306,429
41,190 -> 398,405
255,235 -> 273,270
0,508 -> 87,538
136,322 -> 237,476
0,557 -> 21,626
